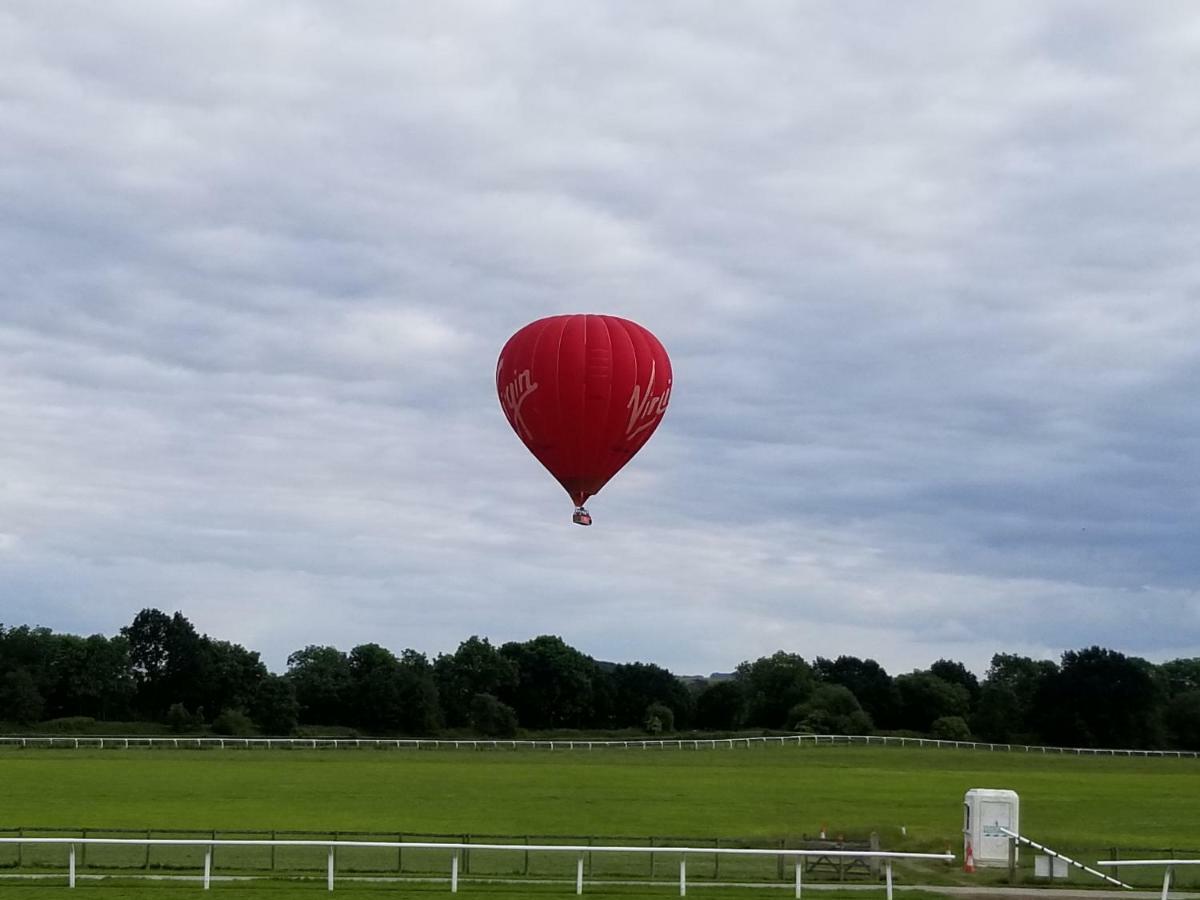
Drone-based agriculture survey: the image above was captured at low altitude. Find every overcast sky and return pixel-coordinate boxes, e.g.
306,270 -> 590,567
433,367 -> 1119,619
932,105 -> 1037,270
3,2 -> 1198,678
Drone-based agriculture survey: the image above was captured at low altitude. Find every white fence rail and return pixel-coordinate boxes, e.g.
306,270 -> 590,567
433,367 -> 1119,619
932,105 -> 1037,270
1097,859 -> 1200,900
0,837 -> 952,898
2,733 -> 1197,757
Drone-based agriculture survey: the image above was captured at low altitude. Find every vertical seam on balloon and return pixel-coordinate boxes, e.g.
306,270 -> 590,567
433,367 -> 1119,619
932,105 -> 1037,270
590,315 -> 616,487
553,316 -> 570,503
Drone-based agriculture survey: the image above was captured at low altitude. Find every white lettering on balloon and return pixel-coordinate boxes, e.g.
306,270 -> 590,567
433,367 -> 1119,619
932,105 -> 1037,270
625,360 -> 671,441
501,368 -> 539,440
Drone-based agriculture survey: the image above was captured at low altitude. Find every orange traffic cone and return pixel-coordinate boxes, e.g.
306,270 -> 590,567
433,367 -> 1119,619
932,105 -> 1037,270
964,842 -> 976,874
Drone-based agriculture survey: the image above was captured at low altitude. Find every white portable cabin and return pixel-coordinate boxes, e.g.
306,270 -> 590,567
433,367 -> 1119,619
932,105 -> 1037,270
962,788 -> 1019,867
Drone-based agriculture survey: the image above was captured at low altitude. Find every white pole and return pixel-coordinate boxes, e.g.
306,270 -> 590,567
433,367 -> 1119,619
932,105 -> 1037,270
204,847 -> 212,890
577,853 -> 584,894
1162,865 -> 1173,900
795,856 -> 802,898
452,853 -> 459,893
327,845 -> 334,891
679,857 -> 686,896
69,844 -> 76,888
886,861 -> 893,900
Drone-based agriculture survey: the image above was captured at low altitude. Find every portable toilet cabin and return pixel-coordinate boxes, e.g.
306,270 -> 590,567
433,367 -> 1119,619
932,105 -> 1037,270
963,789 -> 1019,868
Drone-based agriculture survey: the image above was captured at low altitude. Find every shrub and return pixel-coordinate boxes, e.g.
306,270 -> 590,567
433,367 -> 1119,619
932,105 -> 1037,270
644,702 -> 675,734
211,708 -> 256,736
931,715 -> 972,741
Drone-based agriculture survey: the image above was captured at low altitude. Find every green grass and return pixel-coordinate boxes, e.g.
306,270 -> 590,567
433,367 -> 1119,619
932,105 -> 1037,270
1,742 -> 1198,896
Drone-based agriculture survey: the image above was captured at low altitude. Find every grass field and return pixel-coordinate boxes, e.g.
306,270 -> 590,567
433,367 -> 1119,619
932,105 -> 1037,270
2,742 -> 1198,897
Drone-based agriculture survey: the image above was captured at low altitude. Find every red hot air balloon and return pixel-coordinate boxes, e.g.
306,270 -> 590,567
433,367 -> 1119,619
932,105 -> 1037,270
497,315 -> 672,525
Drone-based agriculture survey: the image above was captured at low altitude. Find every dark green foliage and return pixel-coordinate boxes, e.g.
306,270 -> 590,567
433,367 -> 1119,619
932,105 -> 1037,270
1037,647 -> 1165,749
735,651 -> 814,728
468,692 -> 518,737
972,653 -> 1057,743
211,708 -> 255,736
499,635 -> 599,729
931,715 -> 972,741
434,637 -> 518,728
693,680 -> 747,730
1165,690 -> 1200,750
347,644 -> 442,734
789,683 -> 873,734
611,662 -> 694,730
643,701 -> 674,733
929,659 -> 980,705
250,675 -> 299,735
814,656 -> 901,729
286,645 -> 353,725
166,703 -> 200,734
0,667 -> 45,723
895,671 -> 970,732
3,615 -> 1198,749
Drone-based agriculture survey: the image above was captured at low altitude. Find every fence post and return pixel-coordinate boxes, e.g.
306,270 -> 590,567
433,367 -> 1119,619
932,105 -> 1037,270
397,833 -> 403,873
885,860 -> 893,900
1008,836 -> 1017,883
795,854 -> 802,898
524,836 -> 529,875
650,837 -> 655,878
327,845 -> 334,892
451,852 -> 459,893
81,829 -> 87,869
576,853 -> 584,895
145,829 -> 151,869
16,828 -> 21,868
714,838 -> 720,880
271,830 -> 276,871
69,843 -> 76,888
679,856 -> 686,897
204,847 -> 212,890
778,839 -> 785,880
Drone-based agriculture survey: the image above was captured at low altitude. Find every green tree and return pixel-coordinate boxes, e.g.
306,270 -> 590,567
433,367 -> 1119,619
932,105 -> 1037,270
814,656 -> 901,729
693,680 -> 747,731
212,708 -> 256,736
468,693 -> 518,737
929,659 -> 980,708
972,653 -> 1057,743
194,639 -> 268,719
250,674 -> 300,735
121,609 -> 205,718
1038,647 -> 1164,749
348,644 -> 442,734
895,671 -> 970,732
1158,659 -> 1200,698
931,715 -> 972,741
434,637 -> 518,728
789,683 -> 873,735
610,662 -> 694,730
499,636 -> 599,730
1164,691 -> 1200,751
287,645 -> 353,725
735,652 -> 815,728
644,702 -> 675,734
0,668 -> 45,723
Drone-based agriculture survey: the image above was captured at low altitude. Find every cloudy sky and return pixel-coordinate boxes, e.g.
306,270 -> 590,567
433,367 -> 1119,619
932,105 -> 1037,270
3,1 -> 1198,678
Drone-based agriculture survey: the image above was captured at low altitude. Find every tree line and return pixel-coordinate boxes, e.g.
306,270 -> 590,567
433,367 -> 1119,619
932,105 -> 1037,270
1,609 -> 1198,750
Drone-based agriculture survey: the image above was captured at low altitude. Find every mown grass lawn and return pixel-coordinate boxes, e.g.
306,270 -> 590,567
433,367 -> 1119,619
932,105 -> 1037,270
2,742 -> 1197,896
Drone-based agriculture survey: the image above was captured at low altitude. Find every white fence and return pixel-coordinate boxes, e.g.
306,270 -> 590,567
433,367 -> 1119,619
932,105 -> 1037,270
1097,859 -> 1200,900
1,732 -> 1197,757
0,837 -> 952,898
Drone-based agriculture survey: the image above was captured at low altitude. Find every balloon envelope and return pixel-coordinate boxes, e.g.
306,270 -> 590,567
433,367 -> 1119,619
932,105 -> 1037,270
496,314 -> 672,508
